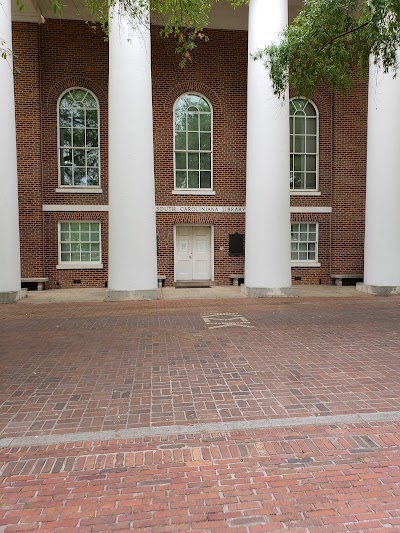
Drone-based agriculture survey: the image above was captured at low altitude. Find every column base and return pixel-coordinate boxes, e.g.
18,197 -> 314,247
106,289 -> 161,301
0,289 -> 27,304
356,283 -> 400,296
241,286 -> 298,298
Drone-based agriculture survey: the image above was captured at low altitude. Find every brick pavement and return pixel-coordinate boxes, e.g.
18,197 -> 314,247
1,296 -> 400,531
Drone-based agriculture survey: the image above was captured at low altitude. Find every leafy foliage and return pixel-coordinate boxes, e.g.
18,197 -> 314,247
86,0 -> 248,67
255,0 -> 400,98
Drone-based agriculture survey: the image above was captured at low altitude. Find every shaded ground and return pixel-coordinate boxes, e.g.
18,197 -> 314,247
1,295 -> 400,531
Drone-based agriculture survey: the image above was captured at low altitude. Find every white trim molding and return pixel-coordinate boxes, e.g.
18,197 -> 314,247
290,206 -> 332,214
291,262 -> 321,268
43,205 -> 109,212
172,190 -> 216,196
55,188 -> 103,194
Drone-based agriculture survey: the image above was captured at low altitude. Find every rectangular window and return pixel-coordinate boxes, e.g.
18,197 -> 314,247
291,223 -> 318,262
59,222 -> 101,265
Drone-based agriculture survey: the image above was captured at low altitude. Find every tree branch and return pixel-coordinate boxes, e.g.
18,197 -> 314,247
317,20 -> 370,54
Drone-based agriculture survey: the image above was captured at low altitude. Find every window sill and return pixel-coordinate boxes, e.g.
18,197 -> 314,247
291,262 -> 321,268
172,189 -> 216,196
56,188 -> 103,194
57,263 -> 103,270
290,191 -> 321,196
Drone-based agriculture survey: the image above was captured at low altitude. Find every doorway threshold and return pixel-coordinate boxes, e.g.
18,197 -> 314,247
174,280 -> 213,289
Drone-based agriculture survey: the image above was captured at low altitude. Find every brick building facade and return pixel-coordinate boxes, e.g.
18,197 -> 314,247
1,0 -> 398,302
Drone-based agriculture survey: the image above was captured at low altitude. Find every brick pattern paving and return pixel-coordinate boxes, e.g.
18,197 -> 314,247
1,298 -> 400,438
1,422 -> 400,531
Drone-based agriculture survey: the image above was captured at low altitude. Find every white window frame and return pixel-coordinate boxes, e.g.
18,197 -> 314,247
57,221 -> 103,269
289,97 -> 319,194
172,92 -> 214,195
57,87 -> 101,192
290,222 -> 320,267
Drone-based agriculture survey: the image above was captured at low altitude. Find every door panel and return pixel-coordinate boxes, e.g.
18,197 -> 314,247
175,226 -> 212,281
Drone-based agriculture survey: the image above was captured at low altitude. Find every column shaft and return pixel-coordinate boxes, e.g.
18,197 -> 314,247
360,60 -> 400,295
0,0 -> 23,303
107,3 -> 159,300
243,0 -> 296,297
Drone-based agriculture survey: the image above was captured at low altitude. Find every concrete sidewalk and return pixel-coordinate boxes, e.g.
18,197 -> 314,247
1,295 -> 399,531
18,284 -> 370,304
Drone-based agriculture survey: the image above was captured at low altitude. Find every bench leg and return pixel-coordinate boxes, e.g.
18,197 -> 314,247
37,282 -> 44,291
158,280 -> 162,289
335,279 -> 342,287
233,278 -> 239,287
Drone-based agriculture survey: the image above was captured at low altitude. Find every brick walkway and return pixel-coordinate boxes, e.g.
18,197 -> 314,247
1,296 -> 400,531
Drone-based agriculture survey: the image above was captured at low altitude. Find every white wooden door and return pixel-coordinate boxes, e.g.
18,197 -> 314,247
175,226 -> 211,281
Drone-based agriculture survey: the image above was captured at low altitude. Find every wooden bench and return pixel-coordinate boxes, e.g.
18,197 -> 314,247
331,274 -> 363,287
158,275 -> 166,289
21,277 -> 49,291
229,274 -> 244,287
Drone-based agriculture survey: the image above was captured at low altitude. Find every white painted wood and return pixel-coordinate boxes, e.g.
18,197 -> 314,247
175,226 -> 211,281
364,59 -> 400,287
244,0 -> 292,291
193,227 -> 211,280
0,0 -> 22,294
107,1 -> 158,293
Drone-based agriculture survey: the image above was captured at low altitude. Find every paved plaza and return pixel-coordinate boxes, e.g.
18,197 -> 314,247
1,292 -> 400,531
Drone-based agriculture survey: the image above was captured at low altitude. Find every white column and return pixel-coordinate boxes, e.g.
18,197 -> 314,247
242,0 -> 296,297
359,60 -> 400,296
0,0 -> 23,304
107,2 -> 159,300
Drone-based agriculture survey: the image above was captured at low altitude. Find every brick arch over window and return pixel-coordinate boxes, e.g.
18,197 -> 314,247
165,83 -> 222,116
46,78 -> 106,107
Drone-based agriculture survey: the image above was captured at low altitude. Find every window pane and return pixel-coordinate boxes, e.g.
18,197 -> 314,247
70,232 -> 79,242
91,223 -> 99,232
91,251 -> 100,261
292,172 -> 304,189
187,112 -> 199,131
200,171 -> 211,189
196,98 -> 210,112
87,168 -> 99,186
200,133 -> 211,151
73,167 -> 86,186
86,109 -> 98,128
71,252 -> 80,261
306,173 -> 317,189
308,250 -> 316,260
59,109 -> 71,127
81,242 -> 90,251
83,93 -> 97,108
293,155 -> 304,172
305,155 -> 316,172
87,149 -> 99,167
188,152 -> 199,170
60,92 -> 74,108
60,128 -> 72,147
188,171 -> 199,188
61,252 -> 71,262
305,102 -> 316,116
91,242 -> 100,252
299,251 -> 308,260
175,132 -> 186,150
200,153 -> 211,170
200,114 -> 211,131
73,109 -> 85,128
294,116 -> 305,135
294,136 -> 305,153
73,128 -> 85,147
306,136 -> 317,153
81,252 -> 90,261
60,167 -> 72,186
86,129 -> 98,147
73,149 -> 85,167
175,152 -> 186,170
188,132 -> 199,150
60,149 -> 72,166
70,89 -> 86,102
175,110 -> 186,131
176,171 -> 187,188
306,118 -> 317,135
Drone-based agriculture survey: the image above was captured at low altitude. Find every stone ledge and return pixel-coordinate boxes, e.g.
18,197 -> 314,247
0,289 -> 27,304
241,286 -> 298,298
106,289 -> 161,301
356,283 -> 400,296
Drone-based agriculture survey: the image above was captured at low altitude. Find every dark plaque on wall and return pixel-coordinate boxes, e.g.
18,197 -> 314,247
229,233 -> 245,257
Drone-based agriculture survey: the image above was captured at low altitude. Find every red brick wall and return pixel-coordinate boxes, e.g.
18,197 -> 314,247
13,23 -> 44,278
12,20 -> 369,288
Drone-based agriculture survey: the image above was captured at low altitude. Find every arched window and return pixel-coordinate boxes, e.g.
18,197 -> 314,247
174,93 -> 212,190
58,88 -> 100,188
290,98 -> 318,191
